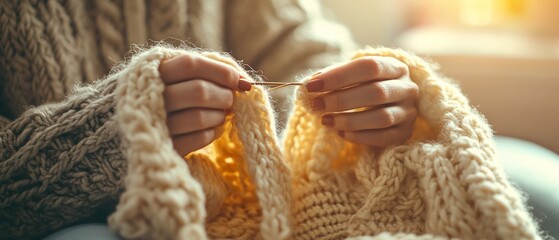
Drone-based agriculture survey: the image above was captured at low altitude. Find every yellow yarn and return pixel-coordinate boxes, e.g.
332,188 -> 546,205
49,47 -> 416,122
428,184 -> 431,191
109,46 -> 541,240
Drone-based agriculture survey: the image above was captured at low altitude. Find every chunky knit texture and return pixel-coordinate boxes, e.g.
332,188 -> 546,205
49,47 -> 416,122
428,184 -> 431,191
107,48 -> 292,239
0,1 -> 544,239
101,46 -> 542,240
0,76 -> 125,238
285,47 -> 543,239
0,1 -> 353,239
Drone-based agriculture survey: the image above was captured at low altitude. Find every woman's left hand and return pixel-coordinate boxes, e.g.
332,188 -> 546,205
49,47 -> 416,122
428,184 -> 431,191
305,56 -> 419,148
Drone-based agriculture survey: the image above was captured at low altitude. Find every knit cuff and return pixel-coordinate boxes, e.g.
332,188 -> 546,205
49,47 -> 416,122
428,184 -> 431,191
0,73 -> 125,239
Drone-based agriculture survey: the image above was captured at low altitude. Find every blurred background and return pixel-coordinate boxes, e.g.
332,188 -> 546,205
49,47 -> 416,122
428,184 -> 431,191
320,0 -> 558,238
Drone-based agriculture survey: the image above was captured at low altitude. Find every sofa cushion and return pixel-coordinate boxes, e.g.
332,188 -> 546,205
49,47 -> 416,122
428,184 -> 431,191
495,135 -> 559,238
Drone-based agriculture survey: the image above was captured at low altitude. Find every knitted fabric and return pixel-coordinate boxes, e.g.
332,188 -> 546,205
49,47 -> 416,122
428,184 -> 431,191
285,47 -> 542,239
107,47 -> 291,240
0,0 -> 544,236
0,1 -> 544,239
102,46 -> 541,240
0,76 -> 126,238
0,1 -> 354,239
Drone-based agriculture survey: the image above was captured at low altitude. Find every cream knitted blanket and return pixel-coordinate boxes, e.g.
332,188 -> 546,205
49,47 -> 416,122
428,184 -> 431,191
107,46 -> 541,240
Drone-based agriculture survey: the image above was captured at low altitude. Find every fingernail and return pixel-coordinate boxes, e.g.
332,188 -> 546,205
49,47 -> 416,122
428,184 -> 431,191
321,115 -> 334,126
310,98 -> 324,110
305,79 -> 324,92
238,79 -> 252,91
338,131 -> 345,137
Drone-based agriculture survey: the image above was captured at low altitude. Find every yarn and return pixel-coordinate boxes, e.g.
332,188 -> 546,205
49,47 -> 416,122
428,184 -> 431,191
0,1 -> 544,239
147,0 -> 186,42
63,0 -> 105,84
109,48 -> 291,240
0,1 -> 26,118
123,0 -> 147,46
94,0 -> 128,71
0,75 -> 125,238
106,46 -> 542,239
38,0 -> 80,94
283,47 -> 542,239
2,1 -> 343,238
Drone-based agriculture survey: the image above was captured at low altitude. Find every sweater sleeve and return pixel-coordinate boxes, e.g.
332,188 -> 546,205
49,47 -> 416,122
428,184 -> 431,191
225,0 -> 358,127
0,75 -> 126,239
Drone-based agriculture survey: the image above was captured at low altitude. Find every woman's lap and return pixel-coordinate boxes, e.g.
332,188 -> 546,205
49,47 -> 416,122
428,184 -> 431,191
43,223 -> 120,240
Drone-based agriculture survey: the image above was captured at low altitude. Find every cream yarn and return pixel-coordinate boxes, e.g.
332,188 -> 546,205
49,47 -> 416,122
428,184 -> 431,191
285,47 -> 542,239
108,46 -> 542,240
109,47 -> 290,240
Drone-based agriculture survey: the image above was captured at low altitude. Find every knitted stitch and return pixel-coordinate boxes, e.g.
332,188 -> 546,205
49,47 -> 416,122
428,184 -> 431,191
94,0 -> 128,71
1,1 -> 353,238
0,76 -> 125,238
284,47 -> 542,239
64,0 -> 105,84
103,46 -> 542,239
0,1 -> 543,239
108,47 -> 291,240
147,0 -> 186,42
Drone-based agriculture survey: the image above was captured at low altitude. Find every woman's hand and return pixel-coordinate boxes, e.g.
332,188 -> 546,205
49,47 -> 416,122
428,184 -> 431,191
305,56 -> 419,148
159,54 -> 252,156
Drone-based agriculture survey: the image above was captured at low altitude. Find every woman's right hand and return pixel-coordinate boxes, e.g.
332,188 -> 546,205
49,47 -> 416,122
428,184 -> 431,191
159,54 -> 252,156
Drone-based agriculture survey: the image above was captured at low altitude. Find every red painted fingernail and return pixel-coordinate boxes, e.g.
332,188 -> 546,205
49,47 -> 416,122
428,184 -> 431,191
310,98 -> 324,110
238,79 -> 252,91
338,131 -> 345,137
322,115 -> 334,126
306,79 -> 324,92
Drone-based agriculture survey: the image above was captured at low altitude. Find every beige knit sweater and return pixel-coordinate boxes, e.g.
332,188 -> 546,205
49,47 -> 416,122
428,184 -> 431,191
0,0 -> 543,240
0,0 -> 353,239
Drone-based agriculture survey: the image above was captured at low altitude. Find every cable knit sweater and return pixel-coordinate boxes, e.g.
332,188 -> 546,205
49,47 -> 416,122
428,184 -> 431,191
0,1 -> 544,240
0,0 -> 354,239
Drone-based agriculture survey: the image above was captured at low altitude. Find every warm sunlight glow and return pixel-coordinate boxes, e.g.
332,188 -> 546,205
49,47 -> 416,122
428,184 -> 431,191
458,0 -> 526,26
416,0 -> 559,35
459,0 -> 495,26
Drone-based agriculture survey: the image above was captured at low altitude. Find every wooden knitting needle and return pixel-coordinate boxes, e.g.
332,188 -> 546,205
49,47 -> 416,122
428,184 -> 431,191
250,81 -> 304,91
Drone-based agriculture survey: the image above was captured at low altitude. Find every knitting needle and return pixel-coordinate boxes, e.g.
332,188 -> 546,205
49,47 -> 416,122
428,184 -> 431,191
250,82 -> 304,91
250,82 -> 304,86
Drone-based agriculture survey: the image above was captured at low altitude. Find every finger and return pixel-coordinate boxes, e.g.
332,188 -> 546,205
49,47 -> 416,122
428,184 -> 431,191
159,54 -> 251,91
163,80 -> 234,112
338,119 -> 415,147
167,109 -> 226,135
306,56 -> 408,92
311,79 -> 418,112
322,104 -> 417,131
172,128 -> 216,156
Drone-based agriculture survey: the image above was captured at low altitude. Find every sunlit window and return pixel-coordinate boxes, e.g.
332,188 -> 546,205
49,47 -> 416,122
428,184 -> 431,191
415,0 -> 559,35
459,0 -> 524,26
